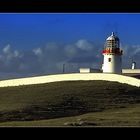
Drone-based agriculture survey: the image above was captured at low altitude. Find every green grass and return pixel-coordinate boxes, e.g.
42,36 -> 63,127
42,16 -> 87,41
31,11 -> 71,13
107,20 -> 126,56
0,80 -> 140,126
1,104 -> 140,126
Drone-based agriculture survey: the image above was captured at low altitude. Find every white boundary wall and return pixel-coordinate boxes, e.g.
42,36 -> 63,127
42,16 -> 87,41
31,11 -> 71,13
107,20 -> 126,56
122,69 -> 140,74
0,73 -> 140,87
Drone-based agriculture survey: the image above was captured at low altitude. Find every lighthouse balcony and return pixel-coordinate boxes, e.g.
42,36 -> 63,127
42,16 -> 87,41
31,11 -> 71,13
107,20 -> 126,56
102,48 -> 123,55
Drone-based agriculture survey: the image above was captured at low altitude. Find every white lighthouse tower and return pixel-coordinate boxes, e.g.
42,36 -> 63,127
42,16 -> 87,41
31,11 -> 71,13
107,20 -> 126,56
102,32 -> 123,74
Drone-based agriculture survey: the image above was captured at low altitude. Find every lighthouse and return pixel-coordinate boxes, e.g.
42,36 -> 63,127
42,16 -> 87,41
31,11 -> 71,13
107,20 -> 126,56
102,32 -> 123,74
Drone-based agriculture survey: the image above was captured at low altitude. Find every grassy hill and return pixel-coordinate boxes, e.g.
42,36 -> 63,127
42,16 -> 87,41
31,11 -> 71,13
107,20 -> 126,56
0,80 -> 140,126
1,104 -> 140,126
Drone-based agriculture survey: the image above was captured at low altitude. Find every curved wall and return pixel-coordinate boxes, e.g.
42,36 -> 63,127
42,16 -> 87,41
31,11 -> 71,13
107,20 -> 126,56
0,73 -> 140,87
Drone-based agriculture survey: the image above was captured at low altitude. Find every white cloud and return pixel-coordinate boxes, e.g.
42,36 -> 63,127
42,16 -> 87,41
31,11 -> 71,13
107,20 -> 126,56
3,44 -> 11,54
14,50 -> 21,57
0,40 -> 102,77
1,40 -> 140,78
33,47 -> 43,56
75,39 -> 93,51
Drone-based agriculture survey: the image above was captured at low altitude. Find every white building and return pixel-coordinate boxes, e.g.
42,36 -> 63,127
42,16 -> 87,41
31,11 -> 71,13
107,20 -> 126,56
102,32 -> 123,74
79,68 -> 101,73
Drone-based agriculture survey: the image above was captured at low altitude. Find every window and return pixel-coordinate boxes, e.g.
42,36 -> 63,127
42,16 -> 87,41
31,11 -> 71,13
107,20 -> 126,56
108,58 -> 111,62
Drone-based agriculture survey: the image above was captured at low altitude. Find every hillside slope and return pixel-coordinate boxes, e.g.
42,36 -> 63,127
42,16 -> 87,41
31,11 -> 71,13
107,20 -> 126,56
0,80 -> 140,125
1,104 -> 140,126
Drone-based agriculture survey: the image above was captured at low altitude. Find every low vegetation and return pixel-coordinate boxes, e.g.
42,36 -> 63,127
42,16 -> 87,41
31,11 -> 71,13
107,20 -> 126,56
0,80 -> 140,126
1,104 -> 140,126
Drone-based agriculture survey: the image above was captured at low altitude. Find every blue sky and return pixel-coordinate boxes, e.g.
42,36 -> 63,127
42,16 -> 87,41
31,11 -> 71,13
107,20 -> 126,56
0,13 -> 140,78
1,13 -> 140,48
